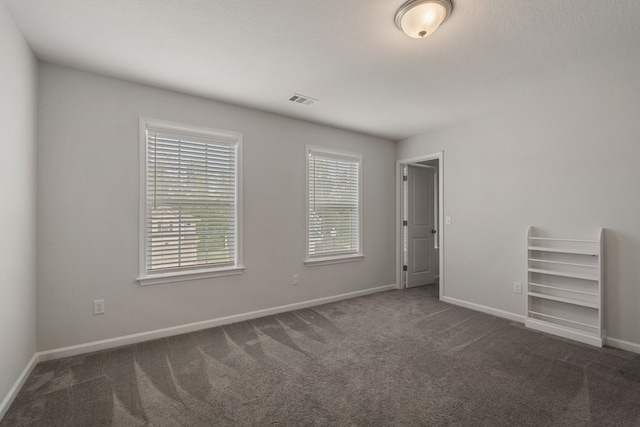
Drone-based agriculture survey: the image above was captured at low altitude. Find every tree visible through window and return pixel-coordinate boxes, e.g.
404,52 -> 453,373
139,119 -> 242,284
306,146 -> 362,262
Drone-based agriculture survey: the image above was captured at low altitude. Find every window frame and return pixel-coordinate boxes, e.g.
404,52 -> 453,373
138,117 -> 244,286
304,145 -> 364,266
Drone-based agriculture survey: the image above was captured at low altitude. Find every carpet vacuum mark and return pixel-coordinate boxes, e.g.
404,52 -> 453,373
3,286 -> 640,426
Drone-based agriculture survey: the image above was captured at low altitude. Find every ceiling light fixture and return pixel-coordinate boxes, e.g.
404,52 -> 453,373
395,0 -> 452,39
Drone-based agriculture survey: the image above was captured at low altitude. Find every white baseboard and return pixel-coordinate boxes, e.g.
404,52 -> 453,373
441,296 -> 526,323
440,296 -> 640,354
605,337 -> 640,354
38,284 -> 396,362
0,354 -> 38,421
525,318 -> 604,348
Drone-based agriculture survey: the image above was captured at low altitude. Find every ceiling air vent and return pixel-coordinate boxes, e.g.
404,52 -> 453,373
289,93 -> 317,106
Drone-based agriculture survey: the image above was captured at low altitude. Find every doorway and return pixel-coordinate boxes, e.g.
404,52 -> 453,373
396,152 -> 444,299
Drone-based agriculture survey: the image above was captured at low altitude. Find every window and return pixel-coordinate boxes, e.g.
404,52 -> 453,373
305,146 -> 363,265
138,118 -> 243,285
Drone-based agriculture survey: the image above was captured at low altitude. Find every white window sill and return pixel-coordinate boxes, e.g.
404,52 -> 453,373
138,266 -> 245,286
304,254 -> 364,267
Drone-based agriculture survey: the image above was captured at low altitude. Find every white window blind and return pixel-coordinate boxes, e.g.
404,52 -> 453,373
307,147 -> 362,261
140,119 -> 242,283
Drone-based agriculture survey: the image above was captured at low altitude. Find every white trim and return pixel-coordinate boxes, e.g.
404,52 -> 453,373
138,117 -> 244,284
605,337 -> 640,354
143,118 -> 242,141
442,296 -> 527,323
305,145 -> 363,262
400,153 -> 445,165
37,284 -> 396,362
444,297 -> 640,354
236,134 -> 244,269
525,318 -> 604,347
137,266 -> 245,286
409,163 -> 437,170
138,117 -> 147,283
0,354 -> 38,420
396,152 -> 444,299
304,254 -> 364,266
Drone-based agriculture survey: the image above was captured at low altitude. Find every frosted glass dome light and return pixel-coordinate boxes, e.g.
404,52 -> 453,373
395,0 -> 453,39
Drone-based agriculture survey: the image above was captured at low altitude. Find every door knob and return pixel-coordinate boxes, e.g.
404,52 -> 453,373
431,229 -> 437,234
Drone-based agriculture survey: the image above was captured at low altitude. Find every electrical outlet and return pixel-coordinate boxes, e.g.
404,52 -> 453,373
513,282 -> 522,294
94,299 -> 105,315
293,274 -> 300,285
445,216 -> 452,226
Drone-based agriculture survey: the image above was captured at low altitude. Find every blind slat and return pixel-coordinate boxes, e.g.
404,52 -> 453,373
145,124 -> 239,273
308,149 -> 360,258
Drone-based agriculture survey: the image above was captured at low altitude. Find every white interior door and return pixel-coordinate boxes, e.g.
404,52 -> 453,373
406,165 -> 436,288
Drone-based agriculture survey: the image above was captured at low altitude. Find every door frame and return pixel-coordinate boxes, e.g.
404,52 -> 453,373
396,151 -> 445,300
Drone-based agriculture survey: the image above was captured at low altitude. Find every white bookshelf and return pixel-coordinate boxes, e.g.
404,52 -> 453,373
526,227 -> 604,347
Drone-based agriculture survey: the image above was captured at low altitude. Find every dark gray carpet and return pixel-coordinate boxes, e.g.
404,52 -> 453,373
3,285 -> 640,426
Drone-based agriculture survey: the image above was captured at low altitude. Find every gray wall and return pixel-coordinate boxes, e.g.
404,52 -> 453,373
36,63 -> 396,351
397,72 -> 640,347
0,0 -> 37,408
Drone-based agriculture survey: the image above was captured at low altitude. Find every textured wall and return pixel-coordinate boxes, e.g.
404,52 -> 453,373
36,63 -> 396,351
397,72 -> 640,348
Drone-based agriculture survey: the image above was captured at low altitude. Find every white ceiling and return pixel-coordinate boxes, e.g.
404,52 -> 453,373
5,0 -> 640,140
